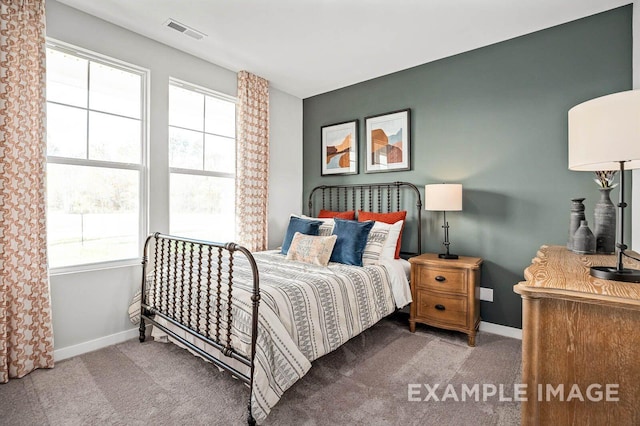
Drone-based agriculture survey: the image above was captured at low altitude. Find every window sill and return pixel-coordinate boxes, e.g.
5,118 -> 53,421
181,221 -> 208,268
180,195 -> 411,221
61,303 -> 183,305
49,258 -> 141,276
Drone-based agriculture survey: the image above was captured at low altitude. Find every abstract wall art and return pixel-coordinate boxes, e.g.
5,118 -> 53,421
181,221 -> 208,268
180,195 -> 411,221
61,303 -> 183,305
364,109 -> 410,173
321,120 -> 358,176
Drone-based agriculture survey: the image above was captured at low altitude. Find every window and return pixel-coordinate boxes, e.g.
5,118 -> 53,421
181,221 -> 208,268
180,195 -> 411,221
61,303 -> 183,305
168,80 -> 236,242
46,41 -> 147,270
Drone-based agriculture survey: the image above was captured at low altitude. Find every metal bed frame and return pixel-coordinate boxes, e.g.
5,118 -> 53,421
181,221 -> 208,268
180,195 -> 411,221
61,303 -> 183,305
308,181 -> 422,255
138,235 -> 260,423
138,181 -> 422,425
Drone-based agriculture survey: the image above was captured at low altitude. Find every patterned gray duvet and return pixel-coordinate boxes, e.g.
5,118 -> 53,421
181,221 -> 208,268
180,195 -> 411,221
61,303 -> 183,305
146,250 -> 402,422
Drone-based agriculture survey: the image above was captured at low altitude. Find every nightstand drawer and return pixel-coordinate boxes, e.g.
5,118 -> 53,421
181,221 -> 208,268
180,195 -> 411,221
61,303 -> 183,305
416,291 -> 467,328
416,266 -> 466,294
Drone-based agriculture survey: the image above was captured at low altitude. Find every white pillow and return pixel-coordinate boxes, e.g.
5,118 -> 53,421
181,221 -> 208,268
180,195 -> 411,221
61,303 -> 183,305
379,220 -> 404,260
301,214 -> 334,236
362,222 -> 390,265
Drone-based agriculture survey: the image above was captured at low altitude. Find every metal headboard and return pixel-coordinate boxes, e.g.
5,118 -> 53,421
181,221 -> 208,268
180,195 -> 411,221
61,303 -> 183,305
308,181 -> 422,256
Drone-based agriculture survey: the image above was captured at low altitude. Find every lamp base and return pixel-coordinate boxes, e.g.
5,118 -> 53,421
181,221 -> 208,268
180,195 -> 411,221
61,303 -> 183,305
439,253 -> 459,260
590,266 -> 640,283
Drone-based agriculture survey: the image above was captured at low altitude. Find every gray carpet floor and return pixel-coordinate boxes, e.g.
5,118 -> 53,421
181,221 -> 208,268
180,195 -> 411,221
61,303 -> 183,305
0,313 -> 522,426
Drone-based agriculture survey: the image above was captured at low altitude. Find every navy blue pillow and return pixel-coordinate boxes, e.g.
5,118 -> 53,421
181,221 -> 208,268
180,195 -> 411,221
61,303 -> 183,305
281,216 -> 323,255
330,218 -> 374,266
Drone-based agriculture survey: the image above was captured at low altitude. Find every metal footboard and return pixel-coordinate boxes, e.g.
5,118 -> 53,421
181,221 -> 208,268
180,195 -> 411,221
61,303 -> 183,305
138,232 -> 260,425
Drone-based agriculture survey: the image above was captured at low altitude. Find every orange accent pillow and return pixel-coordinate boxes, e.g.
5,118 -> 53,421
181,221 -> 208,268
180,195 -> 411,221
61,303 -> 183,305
318,209 -> 356,220
358,210 -> 407,258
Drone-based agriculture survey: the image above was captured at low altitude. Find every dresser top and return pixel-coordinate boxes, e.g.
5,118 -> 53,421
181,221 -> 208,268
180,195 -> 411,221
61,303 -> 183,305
514,245 -> 640,308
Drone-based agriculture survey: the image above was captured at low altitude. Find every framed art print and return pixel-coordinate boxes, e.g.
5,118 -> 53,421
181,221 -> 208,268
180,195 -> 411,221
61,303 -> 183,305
321,120 -> 358,176
365,109 -> 410,173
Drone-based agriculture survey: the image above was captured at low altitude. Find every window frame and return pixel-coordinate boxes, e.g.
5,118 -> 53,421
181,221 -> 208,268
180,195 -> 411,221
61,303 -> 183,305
46,38 -> 149,274
168,78 -> 237,240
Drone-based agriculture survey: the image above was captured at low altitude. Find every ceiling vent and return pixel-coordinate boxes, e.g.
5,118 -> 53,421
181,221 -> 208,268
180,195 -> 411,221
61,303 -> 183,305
164,19 -> 206,40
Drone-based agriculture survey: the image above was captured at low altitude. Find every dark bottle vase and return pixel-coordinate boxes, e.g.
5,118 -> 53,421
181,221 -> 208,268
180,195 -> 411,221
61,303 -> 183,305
567,198 -> 586,250
594,188 -> 616,254
572,220 -> 596,254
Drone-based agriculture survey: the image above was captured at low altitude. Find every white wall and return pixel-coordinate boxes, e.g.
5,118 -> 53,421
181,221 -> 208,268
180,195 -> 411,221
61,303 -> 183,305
268,89 -> 303,249
633,1 -> 639,251
46,0 -> 302,357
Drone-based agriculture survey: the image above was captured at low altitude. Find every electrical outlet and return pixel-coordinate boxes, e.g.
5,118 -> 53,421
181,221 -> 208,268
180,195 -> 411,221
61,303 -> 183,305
480,287 -> 494,302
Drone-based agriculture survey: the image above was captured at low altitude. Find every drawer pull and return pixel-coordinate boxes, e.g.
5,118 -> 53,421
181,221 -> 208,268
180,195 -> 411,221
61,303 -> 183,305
435,276 -> 446,282
435,304 -> 446,311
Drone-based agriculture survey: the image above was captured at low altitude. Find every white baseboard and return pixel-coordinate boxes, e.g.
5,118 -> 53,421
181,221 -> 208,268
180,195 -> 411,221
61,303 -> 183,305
479,321 -> 522,340
54,328 -> 139,362
52,322 -> 521,361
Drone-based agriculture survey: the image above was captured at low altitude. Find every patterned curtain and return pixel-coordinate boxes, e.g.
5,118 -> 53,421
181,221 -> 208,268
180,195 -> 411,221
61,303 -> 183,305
0,0 -> 54,383
235,71 -> 269,252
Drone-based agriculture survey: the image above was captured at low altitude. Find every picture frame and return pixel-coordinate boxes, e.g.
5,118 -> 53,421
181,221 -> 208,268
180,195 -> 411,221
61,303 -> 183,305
321,120 -> 358,176
364,109 -> 411,173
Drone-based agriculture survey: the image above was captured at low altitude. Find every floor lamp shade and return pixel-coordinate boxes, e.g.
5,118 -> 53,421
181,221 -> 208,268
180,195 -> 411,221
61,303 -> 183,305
568,89 -> 640,283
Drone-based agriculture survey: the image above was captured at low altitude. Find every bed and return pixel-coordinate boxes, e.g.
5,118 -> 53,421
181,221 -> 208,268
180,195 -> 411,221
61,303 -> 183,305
137,181 -> 422,424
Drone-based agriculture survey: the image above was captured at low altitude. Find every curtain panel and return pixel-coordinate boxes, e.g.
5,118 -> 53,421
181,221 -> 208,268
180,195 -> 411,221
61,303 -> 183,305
235,71 -> 269,252
0,0 -> 54,383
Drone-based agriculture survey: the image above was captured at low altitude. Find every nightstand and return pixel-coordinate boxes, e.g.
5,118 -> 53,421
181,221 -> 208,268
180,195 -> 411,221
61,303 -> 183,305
408,253 -> 482,346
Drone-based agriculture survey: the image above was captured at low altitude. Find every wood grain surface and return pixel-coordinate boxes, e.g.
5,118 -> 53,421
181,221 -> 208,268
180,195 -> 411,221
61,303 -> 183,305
409,253 -> 482,346
515,245 -> 640,310
515,245 -> 640,425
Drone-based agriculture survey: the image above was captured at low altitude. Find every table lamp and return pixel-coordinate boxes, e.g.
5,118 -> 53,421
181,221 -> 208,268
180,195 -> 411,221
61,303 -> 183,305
568,90 -> 640,282
425,183 -> 462,259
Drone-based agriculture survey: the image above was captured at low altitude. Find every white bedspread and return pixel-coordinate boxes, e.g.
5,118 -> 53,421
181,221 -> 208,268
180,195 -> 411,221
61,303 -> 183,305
136,250 -> 410,422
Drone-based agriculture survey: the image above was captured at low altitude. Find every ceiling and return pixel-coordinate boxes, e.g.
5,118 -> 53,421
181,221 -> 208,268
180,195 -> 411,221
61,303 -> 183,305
56,0 -> 630,99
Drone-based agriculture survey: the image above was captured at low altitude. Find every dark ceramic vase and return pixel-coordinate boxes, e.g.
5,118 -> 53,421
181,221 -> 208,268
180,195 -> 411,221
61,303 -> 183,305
594,188 -> 616,254
567,198 -> 586,251
572,220 -> 596,254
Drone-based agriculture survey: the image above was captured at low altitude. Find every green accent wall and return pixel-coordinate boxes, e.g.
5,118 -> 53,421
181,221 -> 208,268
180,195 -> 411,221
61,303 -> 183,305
302,6 -> 632,328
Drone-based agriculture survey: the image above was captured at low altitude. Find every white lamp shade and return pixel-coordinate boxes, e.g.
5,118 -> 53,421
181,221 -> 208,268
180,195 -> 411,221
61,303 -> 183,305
568,90 -> 640,171
425,184 -> 462,211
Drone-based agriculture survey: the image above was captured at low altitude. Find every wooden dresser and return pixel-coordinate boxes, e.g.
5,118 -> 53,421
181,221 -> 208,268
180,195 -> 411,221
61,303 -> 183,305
514,245 -> 640,425
409,253 -> 482,346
